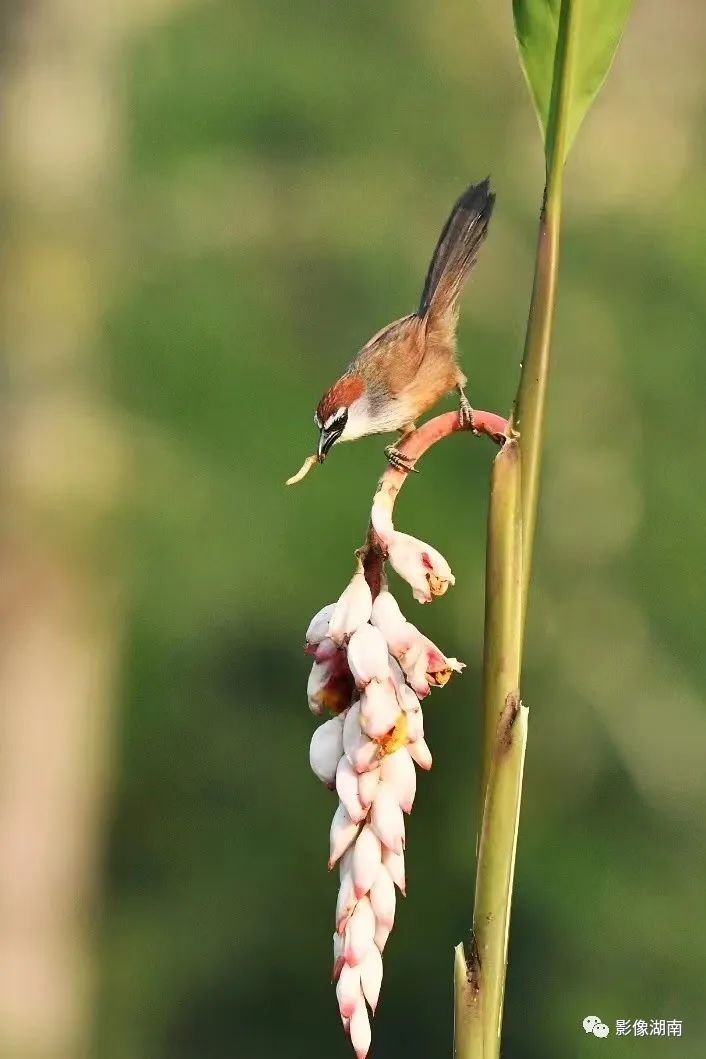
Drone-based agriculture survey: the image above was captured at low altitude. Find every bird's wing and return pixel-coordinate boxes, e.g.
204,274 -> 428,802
350,314 -> 426,396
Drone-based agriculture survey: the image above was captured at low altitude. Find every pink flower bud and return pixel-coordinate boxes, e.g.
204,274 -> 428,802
410,634 -> 465,688
336,961 -> 362,1019
336,756 -> 366,823
382,846 -> 406,894
351,825 -> 382,899
313,636 -> 339,662
308,655 -> 355,716
329,803 -> 360,869
395,629 -> 464,697
329,566 -> 373,646
370,781 -> 405,853
346,624 -> 390,687
359,679 -> 400,739
408,737 -> 433,771
349,998 -> 372,1059
359,944 -> 383,1013
370,864 -> 396,929
336,869 -> 357,934
309,714 -> 345,787
357,766 -> 380,809
386,531 -> 455,604
381,747 -> 416,813
397,636 -> 432,697
344,895 -> 375,965
343,702 -> 380,773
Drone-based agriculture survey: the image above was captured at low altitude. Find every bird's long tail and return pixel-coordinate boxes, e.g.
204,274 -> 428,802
417,178 -> 495,321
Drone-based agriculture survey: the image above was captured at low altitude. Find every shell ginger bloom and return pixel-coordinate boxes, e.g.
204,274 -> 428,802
306,550 -> 463,1057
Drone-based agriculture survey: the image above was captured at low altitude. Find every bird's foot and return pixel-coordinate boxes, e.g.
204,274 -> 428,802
458,388 -> 479,435
384,444 -> 418,473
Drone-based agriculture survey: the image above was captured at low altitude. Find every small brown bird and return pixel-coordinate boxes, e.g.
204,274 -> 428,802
314,179 -> 495,470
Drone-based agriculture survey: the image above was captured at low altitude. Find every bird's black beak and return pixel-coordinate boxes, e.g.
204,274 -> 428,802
317,427 -> 340,461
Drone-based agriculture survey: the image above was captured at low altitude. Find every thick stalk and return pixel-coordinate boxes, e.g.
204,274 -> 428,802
471,696 -> 528,1058
479,442 -> 523,798
454,441 -> 524,1059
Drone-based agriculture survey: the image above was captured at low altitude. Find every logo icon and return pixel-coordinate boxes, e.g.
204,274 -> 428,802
583,1016 -> 610,1038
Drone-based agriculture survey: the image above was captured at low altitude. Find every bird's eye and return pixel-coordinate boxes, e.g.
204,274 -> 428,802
324,407 -> 348,431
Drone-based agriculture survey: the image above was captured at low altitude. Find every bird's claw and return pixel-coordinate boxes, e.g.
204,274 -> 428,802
458,391 -> 479,435
384,444 -> 418,473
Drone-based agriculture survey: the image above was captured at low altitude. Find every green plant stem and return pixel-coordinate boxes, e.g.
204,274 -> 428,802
479,441 -> 523,799
455,440 -> 524,1059
473,696 -> 528,1058
455,4 -> 581,1055
512,0 -> 579,629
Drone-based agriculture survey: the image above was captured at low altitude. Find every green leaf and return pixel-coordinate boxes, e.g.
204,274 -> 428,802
513,0 -> 633,166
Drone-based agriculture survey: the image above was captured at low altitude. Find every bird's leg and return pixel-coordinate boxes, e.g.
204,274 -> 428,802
384,423 -> 418,473
456,382 -> 478,434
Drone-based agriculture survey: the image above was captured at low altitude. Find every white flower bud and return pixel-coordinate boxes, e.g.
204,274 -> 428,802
344,896 -> 375,966
357,765 -> 380,809
370,587 -> 413,654
336,756 -> 366,823
336,865 -> 357,934
309,714 -> 345,787
336,961 -> 362,1020
408,737 -> 433,771
359,679 -> 399,739
343,702 -> 380,773
396,684 -> 424,742
352,825 -> 382,898
388,655 -> 406,689
370,782 -> 405,853
306,603 -> 335,648
396,680 -> 423,717
382,846 -> 406,894
374,920 -> 391,953
381,747 -> 416,813
329,566 -> 373,646
406,712 -> 424,746
349,998 -> 372,1059
370,864 -> 396,929
329,803 -> 360,870
359,944 -> 383,1013
332,931 -> 345,982
386,531 -> 455,604
346,624 -> 390,687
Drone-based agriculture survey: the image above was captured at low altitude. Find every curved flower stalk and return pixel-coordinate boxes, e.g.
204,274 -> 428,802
304,409 -> 506,1059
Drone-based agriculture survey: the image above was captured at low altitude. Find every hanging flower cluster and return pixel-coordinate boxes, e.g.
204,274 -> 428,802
305,477 -> 465,1058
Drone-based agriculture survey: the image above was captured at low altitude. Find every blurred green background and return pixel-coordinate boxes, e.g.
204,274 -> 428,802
1,1 -> 705,1057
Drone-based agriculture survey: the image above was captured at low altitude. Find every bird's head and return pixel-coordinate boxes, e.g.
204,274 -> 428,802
315,376 -> 364,461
